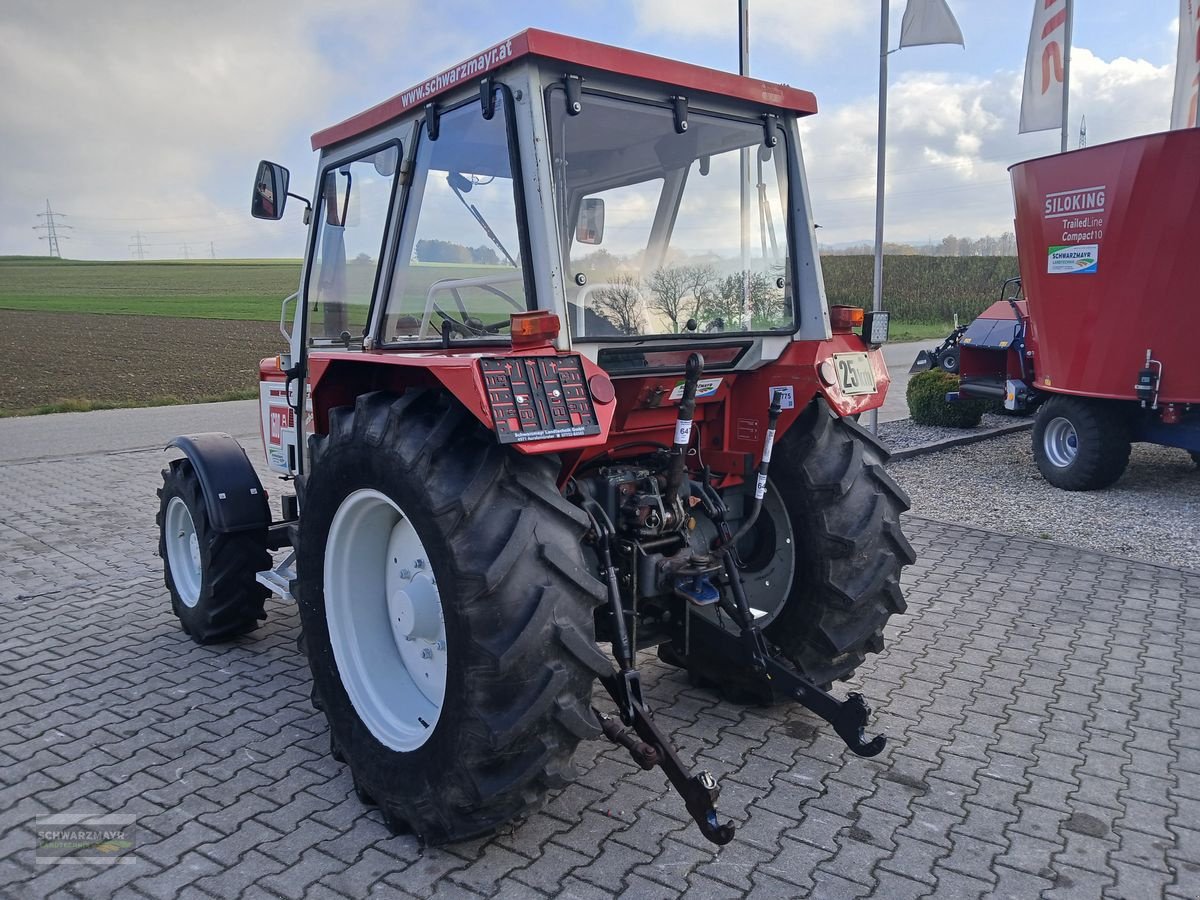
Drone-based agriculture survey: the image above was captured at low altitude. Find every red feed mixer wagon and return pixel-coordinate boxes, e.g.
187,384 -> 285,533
953,128 -> 1200,490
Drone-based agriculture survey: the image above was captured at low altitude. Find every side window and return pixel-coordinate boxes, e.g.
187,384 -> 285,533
385,96 -> 526,343
306,145 -> 399,345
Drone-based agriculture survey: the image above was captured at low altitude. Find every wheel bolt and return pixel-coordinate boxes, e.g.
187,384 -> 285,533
435,641 -> 446,652
399,569 -> 412,580
414,559 -> 426,569
421,648 -> 434,660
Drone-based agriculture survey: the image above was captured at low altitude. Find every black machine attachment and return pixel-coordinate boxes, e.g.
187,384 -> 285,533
579,353 -> 887,846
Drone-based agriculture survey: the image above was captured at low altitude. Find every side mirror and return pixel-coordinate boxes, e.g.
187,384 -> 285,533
251,160 -> 290,220
576,197 -> 605,245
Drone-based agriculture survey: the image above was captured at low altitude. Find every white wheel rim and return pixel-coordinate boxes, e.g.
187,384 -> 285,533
165,496 -> 202,608
1043,416 -> 1079,468
324,488 -> 447,751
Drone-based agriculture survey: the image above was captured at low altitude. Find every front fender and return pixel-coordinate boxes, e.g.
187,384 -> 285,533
165,433 -> 271,533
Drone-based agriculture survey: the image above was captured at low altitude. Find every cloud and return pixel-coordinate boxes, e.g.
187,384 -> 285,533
802,47 -> 1174,246
629,0 -> 869,55
0,0 -> 450,259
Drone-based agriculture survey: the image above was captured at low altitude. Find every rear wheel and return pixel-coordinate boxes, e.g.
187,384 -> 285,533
1032,396 -> 1130,490
294,391 -> 606,845
660,400 -> 914,690
156,458 -> 269,643
760,401 -> 915,686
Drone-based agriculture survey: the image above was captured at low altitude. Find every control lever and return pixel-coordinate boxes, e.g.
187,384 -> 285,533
664,353 -> 704,509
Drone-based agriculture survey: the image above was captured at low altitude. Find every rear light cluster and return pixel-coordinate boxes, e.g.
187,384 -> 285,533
510,311 -> 560,349
829,306 -> 889,345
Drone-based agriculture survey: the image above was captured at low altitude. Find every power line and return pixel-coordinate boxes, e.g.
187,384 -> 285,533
129,230 -> 147,260
33,199 -> 71,258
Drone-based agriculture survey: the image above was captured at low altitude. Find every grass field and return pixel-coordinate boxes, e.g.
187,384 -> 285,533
0,255 -> 1004,413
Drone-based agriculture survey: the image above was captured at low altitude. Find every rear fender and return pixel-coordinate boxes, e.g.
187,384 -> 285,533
306,351 -> 617,454
165,433 -> 271,533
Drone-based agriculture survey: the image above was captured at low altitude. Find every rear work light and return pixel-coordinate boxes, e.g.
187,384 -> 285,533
862,311 -> 890,346
510,311 -> 561,349
829,305 -> 865,333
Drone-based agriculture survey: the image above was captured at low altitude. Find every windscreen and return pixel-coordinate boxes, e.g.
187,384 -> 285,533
549,93 -> 793,340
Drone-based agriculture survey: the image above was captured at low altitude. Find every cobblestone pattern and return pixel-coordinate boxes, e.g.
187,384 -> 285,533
1,447 -> 1197,899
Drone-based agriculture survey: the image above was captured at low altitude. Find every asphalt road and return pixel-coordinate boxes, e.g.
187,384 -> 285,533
0,341 -> 926,464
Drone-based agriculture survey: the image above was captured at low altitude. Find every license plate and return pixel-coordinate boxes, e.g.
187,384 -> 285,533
832,352 -> 877,396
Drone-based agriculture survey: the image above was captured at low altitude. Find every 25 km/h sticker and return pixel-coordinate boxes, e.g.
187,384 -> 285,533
831,352 -> 877,396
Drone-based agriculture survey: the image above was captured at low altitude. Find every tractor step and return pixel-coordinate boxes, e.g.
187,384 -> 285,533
256,550 -> 296,603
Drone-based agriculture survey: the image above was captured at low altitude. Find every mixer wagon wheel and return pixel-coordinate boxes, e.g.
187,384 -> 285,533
157,458 -> 270,644
1032,396 -> 1131,491
292,390 -> 606,845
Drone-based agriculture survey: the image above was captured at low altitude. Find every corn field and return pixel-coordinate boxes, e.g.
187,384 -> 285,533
820,255 -> 1020,323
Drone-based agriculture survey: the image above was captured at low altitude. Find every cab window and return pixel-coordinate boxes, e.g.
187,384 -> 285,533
384,94 -> 527,343
306,145 -> 399,346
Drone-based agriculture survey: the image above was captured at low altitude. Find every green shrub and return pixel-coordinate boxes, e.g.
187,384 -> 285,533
906,370 -> 988,428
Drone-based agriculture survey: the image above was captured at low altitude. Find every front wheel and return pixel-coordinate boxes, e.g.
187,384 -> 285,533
939,349 -> 960,374
1032,396 -> 1130,491
156,458 -> 269,643
294,391 -> 606,845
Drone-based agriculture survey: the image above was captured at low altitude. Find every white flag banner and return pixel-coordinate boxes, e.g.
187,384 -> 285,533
1171,0 -> 1200,128
1020,0 -> 1072,134
898,0 -> 965,48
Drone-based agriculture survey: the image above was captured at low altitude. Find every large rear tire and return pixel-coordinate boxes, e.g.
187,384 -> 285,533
1032,395 -> 1130,491
294,391 -> 606,845
760,400 -> 915,686
156,458 -> 270,644
659,400 -> 913,690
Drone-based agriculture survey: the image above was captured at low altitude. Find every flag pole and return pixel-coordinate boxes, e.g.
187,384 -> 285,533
867,0 -> 889,435
739,0 -> 752,328
1060,0 -> 1073,152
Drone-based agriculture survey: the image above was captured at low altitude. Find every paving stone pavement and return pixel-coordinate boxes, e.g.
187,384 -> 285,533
0,444 -> 1197,899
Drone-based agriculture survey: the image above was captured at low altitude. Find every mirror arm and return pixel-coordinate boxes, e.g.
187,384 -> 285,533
286,192 -> 312,225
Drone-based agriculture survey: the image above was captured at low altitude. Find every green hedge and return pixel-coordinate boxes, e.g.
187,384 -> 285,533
906,370 -> 989,428
821,256 -> 1019,323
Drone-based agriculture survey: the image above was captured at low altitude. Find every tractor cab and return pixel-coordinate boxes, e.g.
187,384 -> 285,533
252,30 -> 889,481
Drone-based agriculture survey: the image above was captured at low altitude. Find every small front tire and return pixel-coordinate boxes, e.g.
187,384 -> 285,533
157,458 -> 270,643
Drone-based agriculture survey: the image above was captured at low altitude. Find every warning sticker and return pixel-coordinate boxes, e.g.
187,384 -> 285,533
1047,243 -> 1099,274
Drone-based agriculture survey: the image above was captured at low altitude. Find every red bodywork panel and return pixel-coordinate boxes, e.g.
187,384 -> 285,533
1010,129 -> 1200,404
302,335 -> 886,480
311,29 -> 818,151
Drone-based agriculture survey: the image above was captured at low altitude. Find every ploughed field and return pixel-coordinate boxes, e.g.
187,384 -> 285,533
0,309 -> 285,413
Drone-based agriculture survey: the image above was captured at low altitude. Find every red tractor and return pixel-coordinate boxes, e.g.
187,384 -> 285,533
953,129 -> 1200,490
157,30 -> 912,846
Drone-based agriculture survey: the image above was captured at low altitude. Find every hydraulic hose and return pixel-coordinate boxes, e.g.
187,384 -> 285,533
728,389 -> 785,547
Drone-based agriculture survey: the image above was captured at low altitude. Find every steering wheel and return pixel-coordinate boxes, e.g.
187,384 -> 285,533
433,305 -> 508,337
432,283 -> 525,337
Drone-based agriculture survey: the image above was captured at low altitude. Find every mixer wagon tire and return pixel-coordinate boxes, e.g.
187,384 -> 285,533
1032,396 -> 1130,491
157,458 -> 270,644
293,390 -> 606,845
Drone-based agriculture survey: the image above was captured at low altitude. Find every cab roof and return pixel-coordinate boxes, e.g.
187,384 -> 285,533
311,28 -> 818,151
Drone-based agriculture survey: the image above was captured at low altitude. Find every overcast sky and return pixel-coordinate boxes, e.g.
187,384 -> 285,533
0,1 -> 1180,260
